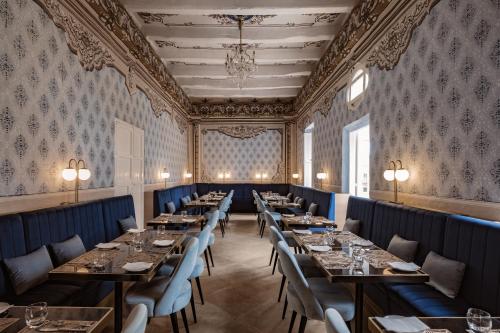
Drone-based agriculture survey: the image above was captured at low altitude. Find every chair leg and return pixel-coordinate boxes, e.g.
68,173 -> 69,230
288,311 -> 297,333
260,221 -> 265,238
170,313 -> 180,333
272,252 -> 278,275
269,247 -> 275,266
204,250 -> 211,276
190,293 -> 197,323
298,316 -> 307,333
219,220 -> 225,237
180,308 -> 189,333
208,246 -> 215,267
294,247 -> 298,254
195,276 -> 205,305
278,275 -> 286,302
282,295 -> 288,320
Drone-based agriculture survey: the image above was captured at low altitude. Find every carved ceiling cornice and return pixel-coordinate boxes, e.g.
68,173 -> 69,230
192,103 -> 294,119
202,125 -> 268,139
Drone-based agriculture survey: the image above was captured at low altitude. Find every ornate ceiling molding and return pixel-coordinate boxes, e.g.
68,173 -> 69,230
211,125 -> 268,139
294,0 -> 390,113
207,15 -> 276,25
315,88 -> 338,117
366,0 -> 440,70
144,88 -> 172,117
36,0 -> 114,71
192,103 -> 294,119
174,115 -> 189,134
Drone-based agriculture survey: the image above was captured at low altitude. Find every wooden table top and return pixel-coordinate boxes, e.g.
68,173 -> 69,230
49,230 -> 185,282
262,195 -> 289,202
368,316 -> 500,333
293,231 -> 429,284
0,306 -> 112,333
282,215 -> 336,229
269,202 -> 300,209
147,214 -> 205,226
184,200 -> 219,208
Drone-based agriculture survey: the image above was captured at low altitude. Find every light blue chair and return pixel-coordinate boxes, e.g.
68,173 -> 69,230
205,210 -> 218,268
125,238 -> 199,333
325,308 -> 351,333
122,304 -> 148,333
257,197 -> 281,238
264,211 -> 299,271
277,240 -> 354,333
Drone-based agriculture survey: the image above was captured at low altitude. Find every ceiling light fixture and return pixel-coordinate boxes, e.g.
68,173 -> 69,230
225,16 -> 257,88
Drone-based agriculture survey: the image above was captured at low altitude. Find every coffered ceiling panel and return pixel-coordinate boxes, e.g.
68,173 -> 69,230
119,0 -> 357,103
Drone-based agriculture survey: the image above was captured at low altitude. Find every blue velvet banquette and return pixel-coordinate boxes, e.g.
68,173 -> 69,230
153,183 -> 335,219
346,196 -> 500,317
0,195 -> 134,306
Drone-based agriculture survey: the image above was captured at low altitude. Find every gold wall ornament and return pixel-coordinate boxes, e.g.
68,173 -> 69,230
174,115 -> 188,134
200,164 -> 213,182
271,162 -> 286,183
317,88 -> 338,117
37,0 -> 114,71
192,102 -> 293,119
217,125 -> 268,139
144,88 -> 171,117
125,63 -> 139,95
367,0 -> 439,70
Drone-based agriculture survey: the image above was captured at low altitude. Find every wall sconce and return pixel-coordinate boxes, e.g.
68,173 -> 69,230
184,172 -> 193,181
292,173 -> 299,185
255,172 -> 267,184
62,159 -> 91,203
383,160 -> 410,204
160,168 -> 170,188
316,172 -> 327,190
217,171 -> 231,183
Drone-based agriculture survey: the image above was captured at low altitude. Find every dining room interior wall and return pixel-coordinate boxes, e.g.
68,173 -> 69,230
298,0 -> 500,204
0,0 -> 189,198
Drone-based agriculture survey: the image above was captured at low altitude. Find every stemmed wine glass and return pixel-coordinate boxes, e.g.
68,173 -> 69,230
467,308 -> 492,332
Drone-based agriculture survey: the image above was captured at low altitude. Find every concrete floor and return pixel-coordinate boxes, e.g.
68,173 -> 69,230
145,213 -> 329,333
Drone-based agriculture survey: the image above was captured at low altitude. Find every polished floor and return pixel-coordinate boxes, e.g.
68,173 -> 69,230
146,213 -> 328,333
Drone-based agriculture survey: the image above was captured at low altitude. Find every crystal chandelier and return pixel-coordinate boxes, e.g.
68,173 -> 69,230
225,16 -> 257,88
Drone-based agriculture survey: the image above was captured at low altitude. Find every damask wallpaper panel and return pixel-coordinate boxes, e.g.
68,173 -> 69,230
0,0 -> 188,197
300,0 -> 500,203
201,129 -> 283,182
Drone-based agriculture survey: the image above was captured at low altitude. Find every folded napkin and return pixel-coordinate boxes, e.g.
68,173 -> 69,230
293,229 -> 312,235
95,242 -> 120,249
282,214 -> 295,218
389,262 -> 420,272
376,316 -> 429,332
122,262 -> 153,272
153,239 -> 175,247
160,213 -> 173,217
183,218 -> 197,223
308,245 -> 331,252
128,228 -> 146,233
0,302 -> 12,314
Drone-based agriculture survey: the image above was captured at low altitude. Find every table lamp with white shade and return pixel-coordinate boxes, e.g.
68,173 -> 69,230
62,159 -> 91,203
316,172 -> 327,190
160,168 -> 170,188
383,160 -> 410,203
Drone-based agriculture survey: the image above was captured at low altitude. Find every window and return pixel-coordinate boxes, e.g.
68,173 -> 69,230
303,123 -> 314,187
342,115 -> 369,198
347,67 -> 369,107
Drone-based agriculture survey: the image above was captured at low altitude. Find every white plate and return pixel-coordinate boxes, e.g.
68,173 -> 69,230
282,214 -> 295,218
95,242 -> 120,250
153,239 -> 175,247
128,228 -> 146,233
389,261 -> 420,272
122,262 -> 153,272
352,239 -> 374,247
308,245 -> 331,252
0,302 -> 11,314
293,229 -> 312,235
183,218 -> 197,223
160,213 -> 173,217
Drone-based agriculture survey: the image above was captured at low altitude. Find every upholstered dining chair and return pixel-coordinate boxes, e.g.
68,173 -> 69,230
264,211 -> 299,271
258,197 -> 281,238
205,210 -> 218,268
122,304 -> 148,333
325,308 -> 351,333
125,238 -> 199,333
276,240 -> 355,333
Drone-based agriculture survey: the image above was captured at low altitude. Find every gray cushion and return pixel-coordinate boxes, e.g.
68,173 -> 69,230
294,196 -> 301,204
4,246 -> 54,295
387,234 -> 418,262
192,192 -> 199,200
119,216 -> 137,233
422,251 -> 466,299
180,196 -> 190,206
49,235 -> 86,266
297,198 -> 305,208
308,203 -> 318,216
342,218 -> 360,235
287,193 -> 293,200
166,201 -> 176,214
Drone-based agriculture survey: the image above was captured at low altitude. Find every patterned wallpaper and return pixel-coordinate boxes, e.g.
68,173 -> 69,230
0,0 -> 188,197
299,0 -> 500,203
201,129 -> 283,182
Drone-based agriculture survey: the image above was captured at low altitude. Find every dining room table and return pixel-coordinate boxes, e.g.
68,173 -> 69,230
281,215 -> 336,230
0,306 -> 113,333
368,316 -> 500,332
147,214 -> 206,230
292,230 -> 429,333
48,230 -> 186,333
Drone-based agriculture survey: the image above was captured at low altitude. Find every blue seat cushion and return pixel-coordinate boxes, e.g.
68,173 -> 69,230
11,281 -> 82,306
386,283 -> 469,317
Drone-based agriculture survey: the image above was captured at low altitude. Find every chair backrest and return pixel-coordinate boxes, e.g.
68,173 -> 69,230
256,198 -> 267,213
277,241 -> 323,319
325,308 -> 350,333
269,226 -> 286,249
197,224 -> 212,255
205,210 -> 219,229
122,304 -> 148,333
264,211 -> 280,230
155,238 -> 199,316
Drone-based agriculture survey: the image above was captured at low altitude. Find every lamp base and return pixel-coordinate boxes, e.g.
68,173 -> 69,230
389,200 -> 404,205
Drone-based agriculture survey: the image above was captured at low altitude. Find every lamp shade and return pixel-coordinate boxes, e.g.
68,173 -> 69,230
62,168 -> 77,181
316,172 -> 327,180
224,172 -> 231,178
78,168 -> 91,181
255,173 -> 261,179
262,173 -> 268,179
185,172 -> 193,178
292,173 -> 299,179
160,169 -> 170,179
383,170 -> 395,181
395,169 -> 410,182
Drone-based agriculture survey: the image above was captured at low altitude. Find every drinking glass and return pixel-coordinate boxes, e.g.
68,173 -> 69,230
467,308 -> 492,332
25,302 -> 48,328
158,224 -> 166,235
181,211 -> 188,218
352,246 -> 365,268
132,233 -> 143,252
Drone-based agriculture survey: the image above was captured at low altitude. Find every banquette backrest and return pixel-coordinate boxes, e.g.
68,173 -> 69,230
346,196 -> 376,240
101,195 -> 135,241
0,214 -> 26,300
289,185 -> 335,220
153,184 -> 199,216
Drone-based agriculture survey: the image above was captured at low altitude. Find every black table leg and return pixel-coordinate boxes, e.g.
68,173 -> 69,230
355,283 -> 364,333
114,281 -> 123,333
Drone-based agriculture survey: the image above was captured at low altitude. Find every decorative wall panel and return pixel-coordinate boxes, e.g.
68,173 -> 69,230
299,0 -> 500,203
200,127 -> 284,183
0,0 -> 188,197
